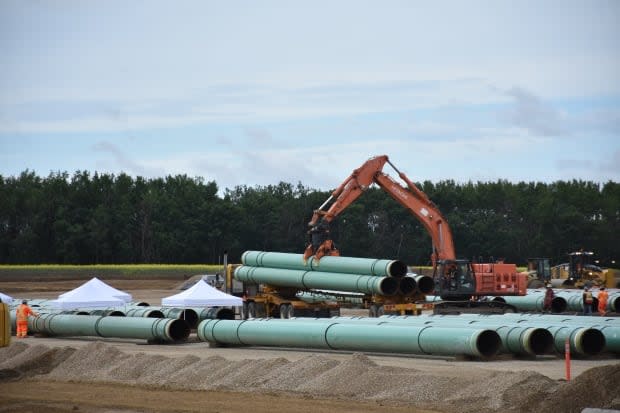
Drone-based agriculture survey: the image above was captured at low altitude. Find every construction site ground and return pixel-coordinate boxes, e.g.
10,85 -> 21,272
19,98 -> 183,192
1,276 -> 619,413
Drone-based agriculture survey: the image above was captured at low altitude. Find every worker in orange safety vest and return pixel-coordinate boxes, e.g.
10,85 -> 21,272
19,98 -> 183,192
597,287 -> 609,316
15,300 -> 39,338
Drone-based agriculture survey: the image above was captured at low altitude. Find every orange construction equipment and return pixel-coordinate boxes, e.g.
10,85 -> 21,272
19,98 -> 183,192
303,155 -> 526,312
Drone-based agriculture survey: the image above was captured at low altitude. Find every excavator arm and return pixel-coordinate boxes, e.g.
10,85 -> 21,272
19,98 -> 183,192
303,155 -> 456,267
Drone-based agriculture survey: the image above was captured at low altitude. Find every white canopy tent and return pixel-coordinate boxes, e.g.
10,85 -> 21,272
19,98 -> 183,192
59,277 -> 132,303
0,291 -> 14,304
51,279 -> 127,310
162,279 -> 243,307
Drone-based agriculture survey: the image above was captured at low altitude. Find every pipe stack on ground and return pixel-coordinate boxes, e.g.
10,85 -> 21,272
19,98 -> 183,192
492,289 -> 620,314
10,312 -> 190,343
197,318 -> 501,359
385,314 -> 613,356
236,251 -> 434,297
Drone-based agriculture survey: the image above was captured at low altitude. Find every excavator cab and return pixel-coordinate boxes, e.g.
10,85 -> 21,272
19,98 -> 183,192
435,259 -> 476,300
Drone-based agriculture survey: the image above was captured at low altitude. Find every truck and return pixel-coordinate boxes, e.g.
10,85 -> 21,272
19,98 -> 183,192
303,155 -> 527,315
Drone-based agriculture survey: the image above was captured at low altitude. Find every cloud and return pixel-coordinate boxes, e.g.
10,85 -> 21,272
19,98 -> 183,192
92,141 -> 165,177
555,149 -> 620,181
500,87 -> 566,136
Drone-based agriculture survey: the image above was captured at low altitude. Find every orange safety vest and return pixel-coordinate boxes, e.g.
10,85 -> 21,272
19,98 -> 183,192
598,290 -> 609,308
16,304 -> 34,322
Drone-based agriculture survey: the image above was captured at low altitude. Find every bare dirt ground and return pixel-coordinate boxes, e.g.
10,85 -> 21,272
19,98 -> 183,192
1,276 -> 619,413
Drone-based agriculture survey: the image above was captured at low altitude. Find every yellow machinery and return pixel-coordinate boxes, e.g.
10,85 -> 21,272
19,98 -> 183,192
549,251 -> 611,288
0,302 -> 10,347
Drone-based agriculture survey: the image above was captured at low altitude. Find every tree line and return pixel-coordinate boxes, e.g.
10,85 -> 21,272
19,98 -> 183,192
0,170 -> 618,267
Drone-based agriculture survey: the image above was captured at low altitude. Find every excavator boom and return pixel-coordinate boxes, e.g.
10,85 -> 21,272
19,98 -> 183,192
304,155 -> 455,266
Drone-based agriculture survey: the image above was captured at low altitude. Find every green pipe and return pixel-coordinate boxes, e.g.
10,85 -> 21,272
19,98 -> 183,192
189,307 -> 236,321
83,309 -> 125,317
413,274 -> 435,294
241,251 -> 408,277
397,276 -> 417,296
554,290 -> 597,312
234,265 -> 399,296
497,313 -> 620,325
495,313 -> 619,354
124,308 -> 165,318
492,291 -> 568,313
123,306 -> 200,328
197,318 -> 501,358
324,316 -> 552,356
21,313 -> 189,343
608,292 -> 620,312
402,314 -> 608,356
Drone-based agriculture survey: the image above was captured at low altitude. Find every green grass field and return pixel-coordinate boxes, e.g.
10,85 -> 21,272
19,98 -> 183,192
0,264 -> 224,281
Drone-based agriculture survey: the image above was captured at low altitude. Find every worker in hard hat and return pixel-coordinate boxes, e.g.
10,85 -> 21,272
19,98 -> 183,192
582,287 -> 594,316
15,300 -> 39,338
597,287 -> 609,316
543,286 -> 555,313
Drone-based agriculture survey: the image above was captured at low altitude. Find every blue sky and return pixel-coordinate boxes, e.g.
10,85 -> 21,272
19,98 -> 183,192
1,1 -> 619,193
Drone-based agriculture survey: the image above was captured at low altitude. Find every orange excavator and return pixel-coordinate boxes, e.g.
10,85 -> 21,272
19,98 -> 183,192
303,155 -> 526,311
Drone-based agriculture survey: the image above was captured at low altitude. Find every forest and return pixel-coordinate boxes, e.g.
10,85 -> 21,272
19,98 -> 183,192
0,170 -> 618,268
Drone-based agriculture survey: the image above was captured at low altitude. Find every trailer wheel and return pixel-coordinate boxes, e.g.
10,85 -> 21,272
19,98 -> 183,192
376,305 -> 385,317
247,302 -> 257,319
369,304 -> 378,317
279,304 -> 290,319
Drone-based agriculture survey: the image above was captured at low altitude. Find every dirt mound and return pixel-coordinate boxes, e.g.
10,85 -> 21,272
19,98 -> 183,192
0,341 -> 75,380
1,341 -> 618,413
534,364 -> 620,413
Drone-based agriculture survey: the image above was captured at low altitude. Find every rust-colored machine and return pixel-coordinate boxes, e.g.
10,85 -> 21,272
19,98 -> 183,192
303,155 -> 527,314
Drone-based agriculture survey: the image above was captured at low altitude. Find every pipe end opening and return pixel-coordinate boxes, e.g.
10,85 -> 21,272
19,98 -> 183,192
398,277 -> 417,296
476,330 -> 502,358
168,319 -> 191,341
379,277 -> 400,296
529,329 -> 555,355
581,328 -> 606,356
388,260 -> 408,277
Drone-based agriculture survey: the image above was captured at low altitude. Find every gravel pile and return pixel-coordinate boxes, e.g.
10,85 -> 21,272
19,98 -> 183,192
1,341 -> 619,413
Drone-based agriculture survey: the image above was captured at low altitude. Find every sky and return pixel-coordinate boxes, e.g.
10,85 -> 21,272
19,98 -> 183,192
1,1 -> 619,194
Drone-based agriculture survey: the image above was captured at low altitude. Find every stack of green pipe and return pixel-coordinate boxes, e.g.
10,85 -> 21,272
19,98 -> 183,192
197,318 -> 501,358
238,251 -> 430,297
498,313 -> 619,354
10,312 -> 190,343
234,265 -> 400,296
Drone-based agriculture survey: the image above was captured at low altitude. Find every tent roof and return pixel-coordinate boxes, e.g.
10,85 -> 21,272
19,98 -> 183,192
51,278 -> 127,309
0,291 -> 14,304
161,279 -> 243,307
59,277 -> 132,303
